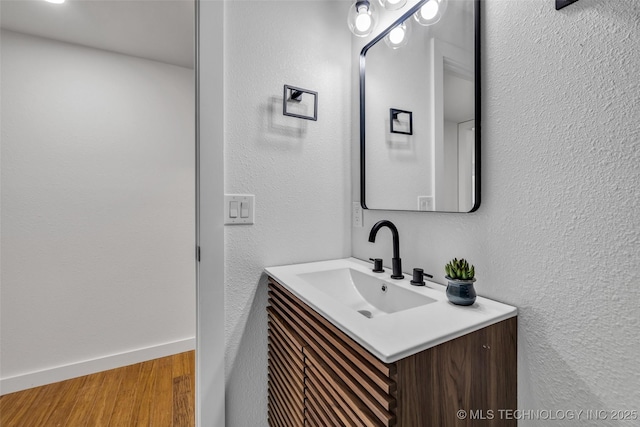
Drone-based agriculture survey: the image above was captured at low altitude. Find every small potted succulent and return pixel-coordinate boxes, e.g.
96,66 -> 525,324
444,258 -> 476,306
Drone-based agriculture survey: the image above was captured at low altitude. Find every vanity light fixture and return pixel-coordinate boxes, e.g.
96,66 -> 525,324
379,0 -> 407,11
44,0 -> 65,3
384,21 -> 410,49
413,0 -> 447,26
348,0 -> 378,37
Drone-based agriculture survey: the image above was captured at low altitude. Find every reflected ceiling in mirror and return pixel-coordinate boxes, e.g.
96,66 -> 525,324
360,0 -> 479,212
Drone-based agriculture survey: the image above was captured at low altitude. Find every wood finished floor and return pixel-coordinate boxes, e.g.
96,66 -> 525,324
0,351 -> 195,427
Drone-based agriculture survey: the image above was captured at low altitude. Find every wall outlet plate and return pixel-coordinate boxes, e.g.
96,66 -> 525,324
352,202 -> 363,228
417,196 -> 434,211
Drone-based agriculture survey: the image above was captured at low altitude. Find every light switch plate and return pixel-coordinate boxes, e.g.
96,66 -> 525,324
225,194 -> 254,225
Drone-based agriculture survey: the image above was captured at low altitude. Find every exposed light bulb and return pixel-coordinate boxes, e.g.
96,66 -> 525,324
414,0 -> 442,26
384,21 -> 410,49
389,27 -> 405,45
420,1 -> 438,20
348,0 -> 377,37
355,9 -> 373,32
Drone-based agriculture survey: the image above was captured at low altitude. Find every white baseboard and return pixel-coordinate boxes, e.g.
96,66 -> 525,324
0,337 -> 195,396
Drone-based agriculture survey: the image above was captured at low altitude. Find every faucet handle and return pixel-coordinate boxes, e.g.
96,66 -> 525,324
410,268 -> 433,286
369,258 -> 384,273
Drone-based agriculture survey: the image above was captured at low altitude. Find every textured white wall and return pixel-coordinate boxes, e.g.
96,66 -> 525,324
223,1 -> 351,425
1,31 -> 195,389
353,0 -> 640,423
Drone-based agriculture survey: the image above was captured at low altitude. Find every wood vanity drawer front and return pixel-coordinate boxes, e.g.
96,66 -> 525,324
269,289 -> 396,410
306,348 -> 391,427
269,280 -> 395,379
268,319 -> 304,372
267,349 -> 303,425
267,363 -> 303,426
268,307 -> 305,356
304,383 -> 337,427
305,359 -> 362,427
267,300 -> 305,427
268,351 -> 303,411
269,280 -> 397,427
304,377 -> 337,426
269,287 -> 395,396
303,394 -> 322,427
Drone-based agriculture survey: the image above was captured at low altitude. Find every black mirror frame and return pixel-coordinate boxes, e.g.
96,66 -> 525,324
359,0 -> 481,213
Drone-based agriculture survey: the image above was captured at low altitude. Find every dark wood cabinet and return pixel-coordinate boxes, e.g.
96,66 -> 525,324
267,277 -> 516,427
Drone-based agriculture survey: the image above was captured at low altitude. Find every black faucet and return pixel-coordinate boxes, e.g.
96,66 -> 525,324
368,220 -> 404,279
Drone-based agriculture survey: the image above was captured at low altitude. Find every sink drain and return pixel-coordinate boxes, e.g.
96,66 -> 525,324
358,310 -> 372,318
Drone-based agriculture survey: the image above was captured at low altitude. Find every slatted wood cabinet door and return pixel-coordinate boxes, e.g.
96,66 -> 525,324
267,277 -> 517,427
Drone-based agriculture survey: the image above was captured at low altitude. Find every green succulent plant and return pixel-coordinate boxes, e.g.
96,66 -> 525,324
445,258 -> 475,281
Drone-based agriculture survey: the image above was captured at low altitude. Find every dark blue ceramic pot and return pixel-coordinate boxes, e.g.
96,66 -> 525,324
445,277 -> 477,306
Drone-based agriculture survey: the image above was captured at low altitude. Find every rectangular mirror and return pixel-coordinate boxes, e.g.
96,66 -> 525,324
360,0 -> 480,212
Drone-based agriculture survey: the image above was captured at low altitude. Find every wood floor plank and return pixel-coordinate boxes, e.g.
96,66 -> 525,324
83,362 -> 127,427
172,351 -> 195,427
172,351 -> 194,378
127,359 -> 157,427
0,386 -> 42,426
0,351 -> 195,427
172,374 -> 194,427
134,358 -> 161,427
65,370 -> 109,426
149,352 -> 174,426
107,362 -> 143,426
41,375 -> 88,427
12,379 -> 68,427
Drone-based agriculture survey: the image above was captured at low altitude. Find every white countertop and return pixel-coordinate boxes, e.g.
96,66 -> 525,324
265,257 -> 517,363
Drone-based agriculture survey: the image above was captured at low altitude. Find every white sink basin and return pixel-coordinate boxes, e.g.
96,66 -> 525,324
298,268 -> 436,318
265,258 -> 517,362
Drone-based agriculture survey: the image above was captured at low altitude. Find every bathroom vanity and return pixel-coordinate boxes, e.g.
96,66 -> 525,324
265,258 -> 517,426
